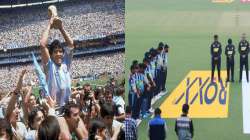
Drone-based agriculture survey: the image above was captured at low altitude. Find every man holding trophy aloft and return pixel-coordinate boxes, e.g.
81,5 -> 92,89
40,5 -> 74,107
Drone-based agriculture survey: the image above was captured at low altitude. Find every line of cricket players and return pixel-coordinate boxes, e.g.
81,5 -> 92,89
128,42 -> 169,120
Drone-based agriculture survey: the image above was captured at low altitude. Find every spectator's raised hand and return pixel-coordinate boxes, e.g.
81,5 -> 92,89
14,69 -> 27,93
46,96 -> 56,109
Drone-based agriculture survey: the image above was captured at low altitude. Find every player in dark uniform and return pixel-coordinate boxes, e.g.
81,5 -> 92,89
210,35 -> 222,82
225,38 -> 235,82
239,33 -> 249,82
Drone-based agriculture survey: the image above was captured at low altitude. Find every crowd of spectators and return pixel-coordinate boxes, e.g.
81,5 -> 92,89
0,68 -> 126,140
0,52 -> 125,93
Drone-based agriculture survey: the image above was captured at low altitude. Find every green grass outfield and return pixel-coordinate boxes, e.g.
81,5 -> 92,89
126,0 -> 250,139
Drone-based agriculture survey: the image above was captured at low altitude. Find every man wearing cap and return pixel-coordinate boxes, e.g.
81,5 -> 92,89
225,38 -> 235,82
239,33 -> 249,82
210,34 -> 222,82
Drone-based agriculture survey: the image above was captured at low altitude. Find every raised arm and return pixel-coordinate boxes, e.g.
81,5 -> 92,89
58,20 -> 74,49
24,86 -> 33,105
22,86 -> 32,126
40,19 -> 53,66
5,70 -> 26,120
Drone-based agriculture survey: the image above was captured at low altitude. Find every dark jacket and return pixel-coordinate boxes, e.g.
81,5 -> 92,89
210,41 -> 222,58
148,115 -> 167,140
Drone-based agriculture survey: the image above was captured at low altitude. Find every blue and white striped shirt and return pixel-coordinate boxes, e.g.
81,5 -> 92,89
46,47 -> 73,106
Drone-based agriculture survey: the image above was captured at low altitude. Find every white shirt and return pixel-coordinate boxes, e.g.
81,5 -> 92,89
12,122 -> 27,140
113,96 -> 125,115
25,129 -> 36,140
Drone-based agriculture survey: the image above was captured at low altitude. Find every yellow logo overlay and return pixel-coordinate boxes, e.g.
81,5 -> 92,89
160,71 -> 230,118
212,0 -> 234,3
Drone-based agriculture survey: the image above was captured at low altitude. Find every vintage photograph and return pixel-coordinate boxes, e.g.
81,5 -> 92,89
0,0 -> 125,139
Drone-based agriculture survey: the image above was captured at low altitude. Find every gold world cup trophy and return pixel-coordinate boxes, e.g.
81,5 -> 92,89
48,5 -> 62,29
